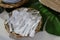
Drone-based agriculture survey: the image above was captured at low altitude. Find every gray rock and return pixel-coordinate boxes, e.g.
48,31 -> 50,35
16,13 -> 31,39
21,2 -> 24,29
2,0 -> 21,3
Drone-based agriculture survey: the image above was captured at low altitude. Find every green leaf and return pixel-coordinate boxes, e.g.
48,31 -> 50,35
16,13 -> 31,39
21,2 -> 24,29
0,7 -> 4,13
46,15 -> 60,36
29,1 -> 60,36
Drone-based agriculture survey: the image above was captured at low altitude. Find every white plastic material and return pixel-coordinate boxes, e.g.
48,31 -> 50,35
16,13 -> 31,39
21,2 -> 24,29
6,8 -> 42,37
2,0 -> 21,3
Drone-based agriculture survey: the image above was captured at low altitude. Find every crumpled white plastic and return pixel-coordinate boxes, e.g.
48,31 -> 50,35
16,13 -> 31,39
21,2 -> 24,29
2,0 -> 21,3
6,8 -> 42,37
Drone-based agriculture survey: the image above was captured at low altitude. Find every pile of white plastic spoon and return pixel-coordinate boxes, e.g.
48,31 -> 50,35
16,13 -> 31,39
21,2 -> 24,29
5,8 -> 42,37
